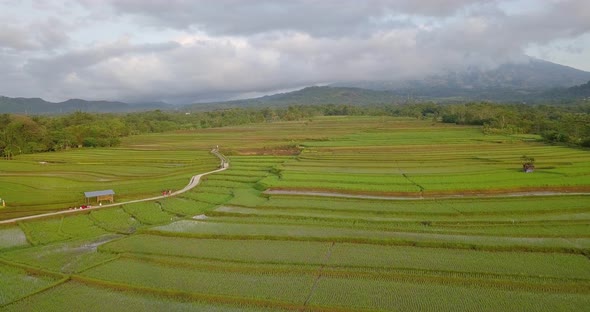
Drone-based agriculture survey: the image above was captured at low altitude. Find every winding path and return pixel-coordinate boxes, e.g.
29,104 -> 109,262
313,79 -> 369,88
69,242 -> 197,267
0,149 -> 229,225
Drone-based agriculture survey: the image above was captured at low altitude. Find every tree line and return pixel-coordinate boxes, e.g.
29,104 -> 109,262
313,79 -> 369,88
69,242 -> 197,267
1,102 -> 589,158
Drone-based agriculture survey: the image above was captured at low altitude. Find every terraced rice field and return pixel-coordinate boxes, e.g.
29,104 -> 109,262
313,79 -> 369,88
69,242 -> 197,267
0,149 -> 219,219
1,116 -> 589,311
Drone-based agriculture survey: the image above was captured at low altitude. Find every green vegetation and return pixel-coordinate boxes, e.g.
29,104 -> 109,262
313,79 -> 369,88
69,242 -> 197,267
3,282 -> 273,312
101,235 -> 332,264
0,148 -> 217,219
122,202 -> 174,225
0,116 -> 588,310
18,214 -> 108,245
89,209 -> 142,234
309,277 -> 590,312
158,197 -> 215,217
327,243 -> 590,279
80,258 -> 315,304
1,100 -> 589,163
147,219 -> 588,253
1,235 -> 120,274
0,226 -> 29,250
0,263 -> 62,306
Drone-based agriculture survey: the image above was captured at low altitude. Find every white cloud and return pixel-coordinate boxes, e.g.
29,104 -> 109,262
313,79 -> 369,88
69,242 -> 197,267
0,0 -> 588,103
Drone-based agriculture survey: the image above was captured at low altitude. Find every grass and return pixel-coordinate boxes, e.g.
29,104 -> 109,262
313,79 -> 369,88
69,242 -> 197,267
1,116 -> 589,310
209,212 -> 590,239
17,214 -> 109,246
263,123 -> 590,195
159,197 -> 216,217
89,208 -> 142,234
259,175 -> 422,193
3,281 -> 274,312
309,277 -> 590,312
0,263 -> 61,306
0,226 -> 29,250
18,220 -> 71,245
0,149 -> 218,219
259,196 -> 456,214
1,235 -> 120,274
123,202 -> 175,225
327,243 -> 590,279
101,234 -> 332,264
147,219 -> 589,253
100,234 -> 590,280
179,190 -> 234,204
224,189 -> 267,207
80,257 -> 315,304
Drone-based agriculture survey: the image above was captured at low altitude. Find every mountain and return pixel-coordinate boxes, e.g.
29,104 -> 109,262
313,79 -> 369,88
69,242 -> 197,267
334,59 -> 590,102
4,58 -> 589,114
0,97 -> 169,114
186,86 -> 402,110
187,78 -> 590,111
540,80 -> 590,102
565,80 -> 590,97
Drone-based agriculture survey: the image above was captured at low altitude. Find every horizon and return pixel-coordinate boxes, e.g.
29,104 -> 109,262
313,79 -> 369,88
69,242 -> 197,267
2,56 -> 589,106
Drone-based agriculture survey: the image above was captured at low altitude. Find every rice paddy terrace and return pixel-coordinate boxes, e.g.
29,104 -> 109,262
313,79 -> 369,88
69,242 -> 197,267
1,116 -> 589,311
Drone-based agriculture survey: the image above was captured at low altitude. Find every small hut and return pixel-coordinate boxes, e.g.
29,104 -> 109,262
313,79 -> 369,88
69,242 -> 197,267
84,190 -> 115,204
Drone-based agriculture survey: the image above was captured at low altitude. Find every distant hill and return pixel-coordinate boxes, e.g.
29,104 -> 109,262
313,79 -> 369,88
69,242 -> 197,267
0,97 -> 169,114
334,59 -> 590,102
540,80 -> 590,102
190,58 -> 590,109
4,58 -> 590,114
186,86 -> 402,110
565,80 -> 590,97
186,81 -> 590,112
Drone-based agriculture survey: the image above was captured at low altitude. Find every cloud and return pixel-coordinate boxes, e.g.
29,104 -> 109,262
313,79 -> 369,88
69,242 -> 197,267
0,0 -> 589,103
24,39 -> 180,77
82,0 -> 493,36
22,39 -> 181,100
32,18 -> 71,49
14,29 -> 478,103
0,25 -> 37,50
0,16 -> 70,51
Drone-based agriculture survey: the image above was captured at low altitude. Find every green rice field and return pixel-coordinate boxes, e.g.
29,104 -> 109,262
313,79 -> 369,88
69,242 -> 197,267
1,116 -> 589,311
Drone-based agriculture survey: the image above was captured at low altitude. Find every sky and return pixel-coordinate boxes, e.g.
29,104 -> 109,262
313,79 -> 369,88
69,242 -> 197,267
1,0 -> 589,104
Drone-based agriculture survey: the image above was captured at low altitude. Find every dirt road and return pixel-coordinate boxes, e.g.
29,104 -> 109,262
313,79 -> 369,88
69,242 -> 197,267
0,149 -> 228,225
